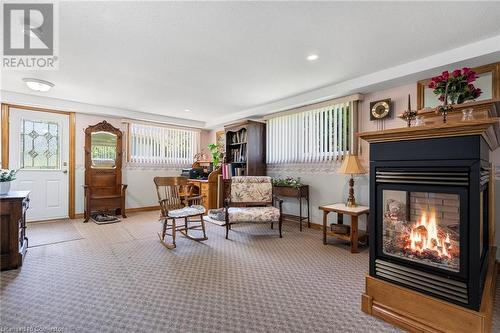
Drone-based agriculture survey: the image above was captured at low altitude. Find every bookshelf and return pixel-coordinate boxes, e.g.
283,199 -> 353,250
222,120 -> 266,178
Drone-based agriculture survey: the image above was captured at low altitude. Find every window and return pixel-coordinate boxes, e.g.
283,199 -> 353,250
129,123 -> 200,165
266,102 -> 353,164
21,119 -> 60,169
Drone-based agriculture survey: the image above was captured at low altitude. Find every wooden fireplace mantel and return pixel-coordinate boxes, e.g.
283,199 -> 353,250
357,118 -> 500,150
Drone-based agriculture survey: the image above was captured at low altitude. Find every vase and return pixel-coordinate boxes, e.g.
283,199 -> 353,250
447,93 -> 458,105
0,181 -> 11,195
414,116 -> 425,126
461,108 -> 474,121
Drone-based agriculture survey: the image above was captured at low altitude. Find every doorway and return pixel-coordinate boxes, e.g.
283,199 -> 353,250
8,107 -> 70,221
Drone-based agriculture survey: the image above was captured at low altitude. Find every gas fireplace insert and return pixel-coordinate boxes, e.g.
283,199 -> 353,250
369,136 -> 490,310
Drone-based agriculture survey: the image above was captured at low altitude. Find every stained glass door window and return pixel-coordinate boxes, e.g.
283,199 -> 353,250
21,119 -> 60,169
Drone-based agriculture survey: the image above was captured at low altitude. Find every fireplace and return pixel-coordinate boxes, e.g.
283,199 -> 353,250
369,135 -> 490,310
382,188 -> 461,273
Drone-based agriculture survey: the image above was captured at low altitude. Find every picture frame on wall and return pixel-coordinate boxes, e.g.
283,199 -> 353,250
216,130 -> 225,154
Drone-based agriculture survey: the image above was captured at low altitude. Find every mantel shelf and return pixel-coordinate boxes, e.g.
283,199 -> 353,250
357,118 -> 500,150
397,98 -> 500,120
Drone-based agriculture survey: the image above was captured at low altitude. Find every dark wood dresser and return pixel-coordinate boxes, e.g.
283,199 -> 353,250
0,191 -> 30,271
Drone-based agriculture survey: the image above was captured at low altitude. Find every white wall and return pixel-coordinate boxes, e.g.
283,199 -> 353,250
74,113 -> 212,214
209,83 -> 500,257
1,93 -> 213,215
266,84 -> 418,231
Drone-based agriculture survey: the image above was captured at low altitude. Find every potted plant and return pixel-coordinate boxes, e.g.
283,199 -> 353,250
208,143 -> 224,169
272,177 -> 302,188
0,169 -> 18,195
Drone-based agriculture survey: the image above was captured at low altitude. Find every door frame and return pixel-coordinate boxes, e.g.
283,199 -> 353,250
1,103 -> 76,219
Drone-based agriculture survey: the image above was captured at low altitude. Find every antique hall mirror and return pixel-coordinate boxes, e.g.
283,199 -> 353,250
84,121 -> 127,222
417,62 -> 499,109
91,131 -> 118,168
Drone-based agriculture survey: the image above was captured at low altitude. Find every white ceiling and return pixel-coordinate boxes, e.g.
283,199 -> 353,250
2,1 -> 500,128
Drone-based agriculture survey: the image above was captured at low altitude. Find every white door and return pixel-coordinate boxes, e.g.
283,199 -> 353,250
9,108 -> 69,221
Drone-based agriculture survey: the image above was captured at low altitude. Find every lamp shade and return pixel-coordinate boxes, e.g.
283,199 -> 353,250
338,154 -> 366,175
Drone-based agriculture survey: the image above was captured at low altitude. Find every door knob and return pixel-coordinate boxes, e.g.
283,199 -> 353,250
62,170 -> 68,174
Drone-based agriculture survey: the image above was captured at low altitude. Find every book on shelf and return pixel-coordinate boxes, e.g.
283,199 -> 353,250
221,163 -> 246,179
230,145 -> 246,163
229,128 -> 247,144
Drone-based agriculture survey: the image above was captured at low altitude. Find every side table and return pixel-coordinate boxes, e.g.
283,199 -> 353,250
319,203 -> 369,253
273,185 -> 310,231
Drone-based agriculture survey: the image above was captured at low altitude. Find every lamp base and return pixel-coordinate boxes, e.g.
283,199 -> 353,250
345,198 -> 357,208
345,175 -> 357,207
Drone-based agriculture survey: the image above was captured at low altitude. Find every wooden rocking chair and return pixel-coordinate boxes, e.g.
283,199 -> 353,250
154,177 -> 208,249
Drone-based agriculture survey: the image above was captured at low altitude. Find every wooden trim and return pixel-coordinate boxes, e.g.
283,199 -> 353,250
362,247 -> 497,333
126,123 -> 131,162
417,81 -> 426,111
3,103 -> 73,115
358,118 -> 500,150
489,164 -> 496,247
127,205 -> 160,213
1,104 -> 9,168
417,61 -> 500,109
69,112 -> 76,219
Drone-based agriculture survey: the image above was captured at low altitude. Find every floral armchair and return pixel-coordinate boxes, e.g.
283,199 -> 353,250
224,176 -> 283,239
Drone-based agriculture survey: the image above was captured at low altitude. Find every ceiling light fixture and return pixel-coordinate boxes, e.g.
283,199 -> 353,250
307,54 -> 319,61
23,78 -> 54,92
184,109 -> 191,112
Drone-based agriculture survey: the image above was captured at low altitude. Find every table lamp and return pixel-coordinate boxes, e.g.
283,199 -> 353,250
338,154 -> 366,207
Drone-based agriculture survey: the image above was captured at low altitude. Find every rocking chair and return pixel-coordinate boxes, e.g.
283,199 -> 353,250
154,177 -> 208,249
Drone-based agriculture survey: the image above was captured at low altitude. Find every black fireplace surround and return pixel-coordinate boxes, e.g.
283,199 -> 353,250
369,135 -> 490,311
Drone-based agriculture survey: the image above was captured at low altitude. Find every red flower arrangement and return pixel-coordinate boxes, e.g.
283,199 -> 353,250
428,67 -> 482,104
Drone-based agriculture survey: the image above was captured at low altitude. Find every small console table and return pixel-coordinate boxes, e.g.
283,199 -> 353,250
319,203 -> 369,253
273,185 -> 310,231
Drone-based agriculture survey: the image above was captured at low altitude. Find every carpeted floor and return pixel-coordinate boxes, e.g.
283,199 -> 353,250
27,219 -> 84,247
1,211 -> 499,333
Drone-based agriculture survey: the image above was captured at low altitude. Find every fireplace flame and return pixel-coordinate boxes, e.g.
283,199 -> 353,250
406,210 -> 451,258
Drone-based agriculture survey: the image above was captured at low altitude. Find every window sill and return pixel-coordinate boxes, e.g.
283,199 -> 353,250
267,162 -> 341,174
125,162 -> 190,171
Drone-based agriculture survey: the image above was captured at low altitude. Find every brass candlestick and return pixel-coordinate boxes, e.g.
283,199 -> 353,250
402,94 -> 417,127
437,83 -> 454,124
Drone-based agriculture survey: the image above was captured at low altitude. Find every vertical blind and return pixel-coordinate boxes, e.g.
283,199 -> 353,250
266,102 -> 352,164
129,123 -> 200,165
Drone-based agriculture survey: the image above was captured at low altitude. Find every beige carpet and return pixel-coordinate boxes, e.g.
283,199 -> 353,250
1,211 -> 499,333
27,219 -> 84,247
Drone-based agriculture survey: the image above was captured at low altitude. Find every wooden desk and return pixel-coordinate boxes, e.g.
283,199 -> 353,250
273,185 -> 310,231
319,203 -> 369,253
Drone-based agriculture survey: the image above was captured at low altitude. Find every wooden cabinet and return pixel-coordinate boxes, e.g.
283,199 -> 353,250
1,191 -> 30,271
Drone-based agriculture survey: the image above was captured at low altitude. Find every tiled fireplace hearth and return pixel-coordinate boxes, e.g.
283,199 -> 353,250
359,119 -> 498,333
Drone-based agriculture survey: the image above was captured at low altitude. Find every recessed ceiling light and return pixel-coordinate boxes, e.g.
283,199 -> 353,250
307,54 -> 319,61
23,78 -> 54,92
184,109 -> 191,112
